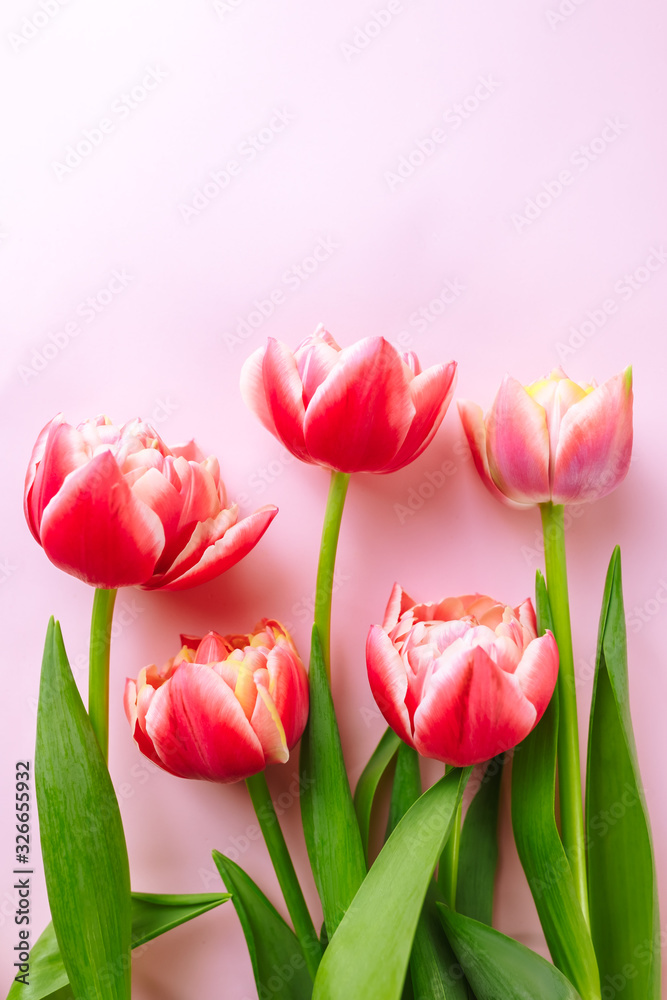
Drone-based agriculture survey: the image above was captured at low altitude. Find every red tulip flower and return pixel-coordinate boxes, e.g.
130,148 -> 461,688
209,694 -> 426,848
24,414 -> 277,590
124,621 -> 309,783
458,366 -> 633,508
240,326 -> 457,473
367,584 -> 559,766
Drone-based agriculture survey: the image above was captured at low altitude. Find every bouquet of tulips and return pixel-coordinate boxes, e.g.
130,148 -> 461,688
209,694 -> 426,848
11,328 -> 658,1000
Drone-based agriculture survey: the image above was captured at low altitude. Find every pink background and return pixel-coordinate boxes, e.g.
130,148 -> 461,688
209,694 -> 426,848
1,1 -> 666,996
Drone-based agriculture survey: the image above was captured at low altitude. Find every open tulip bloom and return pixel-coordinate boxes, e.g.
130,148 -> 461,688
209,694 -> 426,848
241,325 -> 457,474
24,413 -> 277,591
124,621 -> 309,783
367,584 -> 559,767
21,351 -> 660,1000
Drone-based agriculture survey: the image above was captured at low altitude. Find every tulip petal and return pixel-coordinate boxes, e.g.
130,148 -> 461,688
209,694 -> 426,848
261,338 -> 311,461
149,505 -> 278,591
294,335 -> 341,408
486,376 -> 551,505
264,641 -> 309,750
552,368 -> 633,504
129,466 -> 183,545
24,414 -> 63,540
124,679 -> 181,775
304,337 -> 415,472
250,685 -> 289,765
146,663 -> 265,782
171,439 -> 206,462
414,645 -> 537,766
513,632 -> 559,723
173,456 -> 222,528
25,419 -> 90,540
457,401 -> 529,510
39,451 -> 165,588
366,625 -> 414,745
382,582 -> 416,631
381,362 -> 458,473
239,346 -> 277,435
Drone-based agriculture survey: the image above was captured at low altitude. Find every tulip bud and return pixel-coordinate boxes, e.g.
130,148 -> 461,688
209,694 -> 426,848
458,366 -> 633,507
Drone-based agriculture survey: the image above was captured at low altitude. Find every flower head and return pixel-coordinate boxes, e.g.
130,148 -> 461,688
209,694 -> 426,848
241,325 -> 457,474
124,620 -> 309,782
24,414 -> 277,589
458,366 -> 633,507
367,584 -> 559,766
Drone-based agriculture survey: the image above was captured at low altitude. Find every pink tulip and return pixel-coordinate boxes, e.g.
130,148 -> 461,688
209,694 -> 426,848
366,584 -> 559,766
124,621 -> 309,783
457,366 -> 632,507
24,414 -> 277,590
240,325 -> 457,473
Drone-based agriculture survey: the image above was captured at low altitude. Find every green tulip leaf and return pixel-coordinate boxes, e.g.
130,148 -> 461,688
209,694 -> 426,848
213,851 -> 314,999
411,883 -> 472,1000
511,573 -> 600,1000
34,619 -> 131,1000
438,906 -> 584,1000
312,766 -> 470,1000
6,893 -> 231,1000
586,547 -> 661,998
353,726 -> 401,861
385,740 -> 421,837
300,626 -> 367,937
456,754 -> 504,926
384,744 -> 470,999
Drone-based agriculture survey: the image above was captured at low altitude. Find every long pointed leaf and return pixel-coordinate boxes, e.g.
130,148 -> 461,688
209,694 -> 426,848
586,547 -> 660,999
456,755 -> 504,926
35,619 -> 131,1000
384,746 -> 470,1000
386,740 -> 421,837
212,851 -> 313,999
312,767 -> 470,1000
7,893 -> 231,1000
411,883 -> 472,1000
511,574 -> 600,1000
299,626 -> 366,937
353,726 -> 401,861
438,906 -> 584,1000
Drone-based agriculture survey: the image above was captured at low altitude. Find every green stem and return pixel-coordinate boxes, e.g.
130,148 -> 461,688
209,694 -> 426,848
245,771 -> 322,978
437,766 -> 462,908
88,587 -> 117,762
540,502 -> 589,926
314,470 -> 351,680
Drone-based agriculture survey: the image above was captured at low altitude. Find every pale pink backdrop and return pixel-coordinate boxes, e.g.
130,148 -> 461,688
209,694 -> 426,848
1,1 -> 666,996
